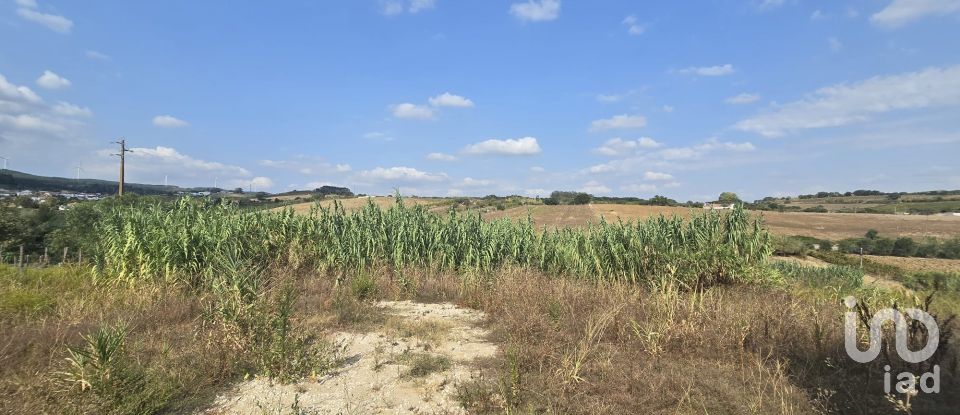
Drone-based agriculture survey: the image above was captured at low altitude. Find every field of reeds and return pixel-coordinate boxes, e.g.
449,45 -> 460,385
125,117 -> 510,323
1,196 -> 957,414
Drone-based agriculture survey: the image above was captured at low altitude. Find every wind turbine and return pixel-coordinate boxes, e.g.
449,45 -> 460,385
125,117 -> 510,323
73,166 -> 84,181
0,156 -> 8,170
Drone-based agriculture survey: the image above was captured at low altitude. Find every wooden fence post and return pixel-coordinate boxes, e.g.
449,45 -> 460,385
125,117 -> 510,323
43,247 -> 48,266
18,245 -> 24,270
63,247 -> 69,266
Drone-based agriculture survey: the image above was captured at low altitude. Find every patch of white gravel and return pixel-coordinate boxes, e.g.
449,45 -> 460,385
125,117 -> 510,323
203,301 -> 496,414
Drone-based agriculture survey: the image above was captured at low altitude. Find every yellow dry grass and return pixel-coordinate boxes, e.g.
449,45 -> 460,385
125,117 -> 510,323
485,203 -> 960,240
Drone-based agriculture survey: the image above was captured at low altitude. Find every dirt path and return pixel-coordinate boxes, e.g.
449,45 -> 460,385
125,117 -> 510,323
206,301 -> 496,414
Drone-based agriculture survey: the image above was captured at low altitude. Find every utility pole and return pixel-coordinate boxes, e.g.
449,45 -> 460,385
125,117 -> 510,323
112,139 -> 133,196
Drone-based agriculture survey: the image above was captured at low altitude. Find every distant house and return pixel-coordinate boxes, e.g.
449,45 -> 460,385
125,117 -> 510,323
703,203 -> 735,210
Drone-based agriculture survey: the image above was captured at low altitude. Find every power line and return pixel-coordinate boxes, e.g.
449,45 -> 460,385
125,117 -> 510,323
112,139 -> 133,196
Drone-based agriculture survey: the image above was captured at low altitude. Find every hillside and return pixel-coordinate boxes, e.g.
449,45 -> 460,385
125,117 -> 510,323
0,169 -> 202,195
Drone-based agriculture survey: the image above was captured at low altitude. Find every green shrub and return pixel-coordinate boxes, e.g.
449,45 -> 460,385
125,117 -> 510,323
773,261 -> 863,289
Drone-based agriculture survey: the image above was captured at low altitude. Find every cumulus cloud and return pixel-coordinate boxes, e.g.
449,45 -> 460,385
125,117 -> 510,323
152,115 -> 189,128
0,113 -> 65,132
460,177 -> 493,187
36,70 -> 70,89
0,74 -> 42,104
17,5 -> 73,34
735,64 -> 960,137
462,137 -> 542,156
390,103 -> 435,120
525,188 -> 548,196
428,92 -> 474,107
593,137 -> 662,156
360,166 -> 448,182
426,152 -> 457,161
828,37 -> 843,52
259,156 -> 351,175
678,64 -> 735,76
590,114 -> 647,131
871,0 -> 960,27
509,0 -> 560,22
621,183 -> 658,192
725,93 -> 761,105
52,101 -> 92,117
529,166 -> 545,172
122,146 -> 250,176
580,180 -> 611,194
643,171 -> 674,181
622,15 -> 645,35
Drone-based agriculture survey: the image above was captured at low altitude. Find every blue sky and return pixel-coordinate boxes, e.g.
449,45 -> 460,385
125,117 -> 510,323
1,0 -> 959,201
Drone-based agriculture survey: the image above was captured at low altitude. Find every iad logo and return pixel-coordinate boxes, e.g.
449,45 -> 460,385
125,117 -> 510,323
843,296 -> 940,394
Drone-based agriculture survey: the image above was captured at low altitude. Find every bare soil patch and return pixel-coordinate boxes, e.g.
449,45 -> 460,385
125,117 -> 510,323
861,255 -> 960,274
206,301 -> 495,414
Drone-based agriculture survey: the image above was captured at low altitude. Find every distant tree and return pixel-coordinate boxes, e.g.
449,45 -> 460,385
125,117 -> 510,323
718,192 -> 741,204
542,197 -> 559,205
865,229 -> 879,240
649,195 -> 677,206
233,187 -> 244,194
572,193 -> 592,205
892,237 -> 918,257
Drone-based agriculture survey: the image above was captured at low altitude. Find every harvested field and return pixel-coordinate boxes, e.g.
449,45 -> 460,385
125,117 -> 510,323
485,204 -> 960,240
861,255 -> 960,274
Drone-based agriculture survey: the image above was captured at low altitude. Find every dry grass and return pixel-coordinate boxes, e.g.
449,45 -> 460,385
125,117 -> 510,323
273,196 -> 444,215
861,255 -> 960,274
485,203 -> 960,240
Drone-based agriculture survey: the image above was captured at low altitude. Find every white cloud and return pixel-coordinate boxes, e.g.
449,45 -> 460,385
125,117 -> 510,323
426,152 -> 457,161
662,105 -> 674,113
755,0 -> 786,11
16,0 -> 38,7
622,15 -> 645,35
586,163 -> 616,174
736,65 -> 960,137
590,114 -> 647,131
462,136 -> 542,156
360,166 -> 447,182
725,93 -> 761,105
621,183 -> 657,192
0,74 -> 42,104
678,64 -> 735,77
593,137 -> 661,156
460,177 -> 493,187
17,7 -> 73,34
36,70 -> 70,90
643,171 -> 674,181
390,103 -> 435,120
580,180 -> 611,194
428,92 -> 474,108
828,37 -> 843,52
380,0 -> 435,15
52,101 -> 92,117
659,139 -> 755,160
530,166 -> 545,172
85,50 -> 110,61
152,115 -> 189,128
409,0 -> 436,13
122,146 -> 251,178
0,113 -> 65,132
871,0 -> 960,27
259,156 -> 351,175
509,0 -> 560,22
811,9 -> 826,20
